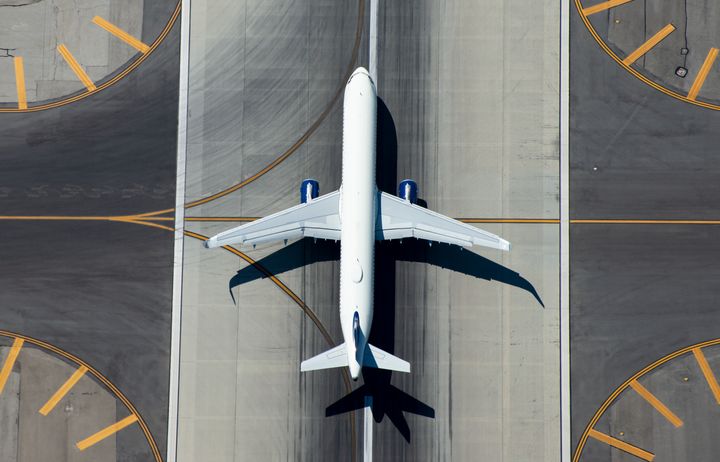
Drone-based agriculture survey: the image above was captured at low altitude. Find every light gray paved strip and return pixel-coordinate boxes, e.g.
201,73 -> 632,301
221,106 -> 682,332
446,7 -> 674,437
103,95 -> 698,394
369,0 -> 378,83
364,396 -> 373,462
560,0 -> 570,457
167,1 -> 191,461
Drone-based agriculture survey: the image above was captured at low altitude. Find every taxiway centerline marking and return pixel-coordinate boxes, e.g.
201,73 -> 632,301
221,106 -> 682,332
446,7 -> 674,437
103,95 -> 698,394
14,56 -> 27,110
76,414 -> 139,450
39,365 -> 88,416
688,48 -> 719,101
629,379 -> 683,427
588,429 -> 654,461
622,24 -> 675,66
57,44 -> 97,92
692,347 -> 720,404
92,16 -> 150,54
582,0 -> 634,16
0,338 -> 23,395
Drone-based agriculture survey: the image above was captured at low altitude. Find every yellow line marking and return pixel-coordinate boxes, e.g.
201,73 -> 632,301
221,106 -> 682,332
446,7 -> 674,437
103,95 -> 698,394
629,380 -> 683,427
57,44 -> 96,92
76,414 -> 138,450
572,219 -> 720,225
92,16 -> 150,54
14,56 -> 27,109
39,365 -> 88,416
588,429 -> 654,461
623,24 -> 675,65
688,48 -> 719,101
692,347 -> 720,404
0,339 -> 23,395
582,0 -> 634,15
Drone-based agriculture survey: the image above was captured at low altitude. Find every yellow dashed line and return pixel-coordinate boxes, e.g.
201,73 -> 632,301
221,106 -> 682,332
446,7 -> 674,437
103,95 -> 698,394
582,0 -> 634,16
588,429 -> 655,461
623,24 -> 675,66
92,16 -> 150,54
57,44 -> 96,92
629,379 -> 683,427
39,365 -> 88,416
14,57 -> 27,110
76,414 -> 138,450
0,338 -> 23,395
688,48 -> 719,101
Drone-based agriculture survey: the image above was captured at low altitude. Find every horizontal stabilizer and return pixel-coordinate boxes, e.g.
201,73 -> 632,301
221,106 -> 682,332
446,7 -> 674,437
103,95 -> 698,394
301,343 -> 348,372
362,344 -> 411,373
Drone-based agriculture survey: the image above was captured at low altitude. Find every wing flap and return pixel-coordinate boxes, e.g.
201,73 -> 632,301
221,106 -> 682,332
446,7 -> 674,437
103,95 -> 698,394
205,190 -> 341,248
376,191 -> 510,251
362,344 -> 411,373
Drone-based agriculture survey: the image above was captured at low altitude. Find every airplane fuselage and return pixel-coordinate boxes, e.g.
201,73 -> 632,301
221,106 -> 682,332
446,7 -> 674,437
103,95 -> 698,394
339,68 -> 377,380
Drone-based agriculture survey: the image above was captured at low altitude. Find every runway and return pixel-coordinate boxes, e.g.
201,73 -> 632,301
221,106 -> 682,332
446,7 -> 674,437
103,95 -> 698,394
175,0 -> 560,460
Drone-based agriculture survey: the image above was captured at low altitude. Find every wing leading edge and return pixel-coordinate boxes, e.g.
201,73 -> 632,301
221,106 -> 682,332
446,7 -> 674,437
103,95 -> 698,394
205,190 -> 341,248
375,191 -> 510,251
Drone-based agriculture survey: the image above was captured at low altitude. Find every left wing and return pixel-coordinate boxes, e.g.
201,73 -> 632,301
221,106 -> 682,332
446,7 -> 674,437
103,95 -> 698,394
205,190 -> 341,248
375,191 -> 510,251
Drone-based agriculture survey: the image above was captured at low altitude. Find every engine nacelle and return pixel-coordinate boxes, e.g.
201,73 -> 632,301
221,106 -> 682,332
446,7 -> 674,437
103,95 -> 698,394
300,179 -> 319,204
398,179 -> 418,204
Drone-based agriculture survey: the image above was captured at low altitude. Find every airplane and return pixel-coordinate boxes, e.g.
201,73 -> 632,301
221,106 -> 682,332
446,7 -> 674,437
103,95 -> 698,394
204,66 -> 510,381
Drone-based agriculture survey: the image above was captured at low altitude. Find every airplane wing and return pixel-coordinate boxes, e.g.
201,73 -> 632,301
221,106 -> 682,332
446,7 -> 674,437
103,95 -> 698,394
375,191 -> 510,251
205,190 -> 341,248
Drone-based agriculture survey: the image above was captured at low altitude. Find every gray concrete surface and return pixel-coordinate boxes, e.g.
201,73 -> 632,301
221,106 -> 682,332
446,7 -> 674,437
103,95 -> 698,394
0,6 -> 180,461
577,344 -> 720,460
584,0 -> 720,102
178,0 -> 560,461
0,351 -> 20,462
16,348 -> 118,462
0,0 -> 178,107
571,2 -> 720,455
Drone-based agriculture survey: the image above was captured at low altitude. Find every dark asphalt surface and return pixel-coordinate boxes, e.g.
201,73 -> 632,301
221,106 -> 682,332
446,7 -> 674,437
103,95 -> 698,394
570,3 -> 720,456
0,3 -> 179,458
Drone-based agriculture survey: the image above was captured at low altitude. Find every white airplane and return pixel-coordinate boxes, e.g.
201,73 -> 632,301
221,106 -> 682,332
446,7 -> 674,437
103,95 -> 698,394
204,67 -> 510,380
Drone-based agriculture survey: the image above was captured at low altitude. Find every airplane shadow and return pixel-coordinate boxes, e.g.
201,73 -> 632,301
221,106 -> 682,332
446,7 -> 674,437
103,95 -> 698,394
227,97 -> 543,442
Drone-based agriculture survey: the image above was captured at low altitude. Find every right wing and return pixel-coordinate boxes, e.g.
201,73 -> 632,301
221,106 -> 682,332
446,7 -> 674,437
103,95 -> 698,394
205,190 -> 341,248
376,191 -> 510,251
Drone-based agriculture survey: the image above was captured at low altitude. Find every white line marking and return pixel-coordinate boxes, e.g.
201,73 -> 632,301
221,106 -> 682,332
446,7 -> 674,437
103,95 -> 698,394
167,1 -> 191,461
560,0 -> 571,456
364,396 -> 373,462
369,0 -> 379,84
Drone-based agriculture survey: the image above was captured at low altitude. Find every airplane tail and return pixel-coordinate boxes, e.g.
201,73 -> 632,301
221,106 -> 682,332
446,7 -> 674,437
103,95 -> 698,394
363,344 -> 411,373
301,343 -> 348,372
300,342 -> 411,373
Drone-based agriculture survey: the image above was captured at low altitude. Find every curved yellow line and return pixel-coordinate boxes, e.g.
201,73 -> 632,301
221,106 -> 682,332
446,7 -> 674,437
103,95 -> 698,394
0,330 -> 163,462
572,338 -> 720,461
574,0 -> 720,110
0,2 -> 181,113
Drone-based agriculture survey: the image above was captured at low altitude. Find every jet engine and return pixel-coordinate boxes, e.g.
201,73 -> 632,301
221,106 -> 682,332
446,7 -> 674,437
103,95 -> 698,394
300,179 -> 319,203
398,179 -> 417,204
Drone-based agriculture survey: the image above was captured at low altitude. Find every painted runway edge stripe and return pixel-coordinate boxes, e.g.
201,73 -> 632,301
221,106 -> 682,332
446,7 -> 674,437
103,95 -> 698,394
629,379 -> 683,427
92,16 -> 150,53
0,339 -> 23,395
76,414 -> 139,450
588,429 -> 655,461
39,366 -> 88,416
